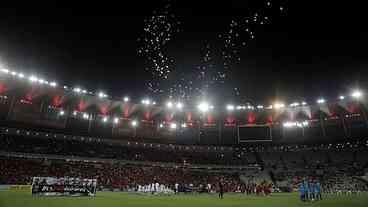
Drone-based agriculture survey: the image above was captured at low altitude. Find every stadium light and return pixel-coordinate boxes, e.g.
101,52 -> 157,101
82,113 -> 89,120
176,102 -> 183,109
257,105 -> 264,109
123,97 -> 129,102
301,101 -> 307,106
226,104 -> 235,111
274,102 -> 285,109
351,90 -> 363,99
102,116 -> 108,123
73,111 -> 77,116
339,95 -> 345,100
131,120 -> 138,127
17,73 -> 25,79
152,101 -> 156,105
142,99 -> 150,105
181,123 -> 187,128
159,123 -> 164,128
82,90 -> 87,94
38,79 -> 45,84
50,82 -> 57,87
73,87 -> 82,93
290,102 -> 300,107
198,102 -> 210,112
167,101 -> 173,108
98,92 -> 105,98
59,110 -> 65,116
10,71 -> 17,76
29,75 -> 38,82
170,123 -> 177,129
0,68 -> 9,74
317,98 -> 325,104
113,117 -> 119,124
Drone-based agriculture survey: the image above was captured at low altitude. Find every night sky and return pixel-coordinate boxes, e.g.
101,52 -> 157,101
0,1 -> 367,106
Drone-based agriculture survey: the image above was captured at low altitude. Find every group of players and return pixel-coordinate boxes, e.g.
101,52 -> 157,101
136,183 -> 174,194
298,179 -> 322,202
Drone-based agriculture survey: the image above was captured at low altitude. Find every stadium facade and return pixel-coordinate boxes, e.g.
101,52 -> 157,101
1,74 -> 368,145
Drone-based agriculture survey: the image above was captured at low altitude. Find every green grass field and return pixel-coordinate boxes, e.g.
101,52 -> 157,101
0,191 -> 367,207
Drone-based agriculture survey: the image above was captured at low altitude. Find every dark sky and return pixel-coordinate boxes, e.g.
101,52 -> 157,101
0,1 -> 367,105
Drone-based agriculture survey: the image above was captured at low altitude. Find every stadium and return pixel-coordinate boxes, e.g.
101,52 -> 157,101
1,1 -> 368,207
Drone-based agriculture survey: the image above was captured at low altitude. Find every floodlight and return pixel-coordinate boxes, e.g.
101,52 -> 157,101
18,73 -> 25,78
226,105 -> 235,111
82,113 -> 89,120
274,103 -> 285,109
317,99 -> 325,104
123,97 -> 129,102
29,75 -> 38,82
167,101 -> 173,108
170,123 -> 177,129
50,82 -> 57,87
131,120 -> 138,127
176,102 -> 183,109
352,90 -> 363,99
73,87 -> 81,93
198,102 -> 210,112
113,117 -> 119,124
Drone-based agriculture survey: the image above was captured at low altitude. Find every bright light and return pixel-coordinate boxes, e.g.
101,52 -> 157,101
123,97 -> 129,102
102,116 -> 108,122
274,103 -> 285,109
159,123 -> 164,128
38,79 -> 45,84
301,101 -> 307,106
73,111 -> 77,116
170,123 -> 177,129
1,69 -> 9,74
317,98 -> 325,104
181,123 -> 187,128
198,102 -> 210,112
59,110 -> 65,116
290,102 -> 300,107
98,92 -> 105,98
131,120 -> 138,127
17,73 -> 24,78
352,90 -> 363,99
152,101 -> 156,105
176,102 -> 183,109
113,117 -> 119,124
226,104 -> 235,111
63,86 -> 68,89
167,101 -> 173,108
50,82 -> 57,87
29,75 -> 38,82
142,99 -> 150,105
82,90 -> 87,94
257,105 -> 264,109
73,87 -> 81,93
82,113 -> 89,120
10,71 -> 17,76
339,96 -> 345,100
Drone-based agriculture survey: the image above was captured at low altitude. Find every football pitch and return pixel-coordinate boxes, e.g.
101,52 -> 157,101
0,191 -> 368,207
